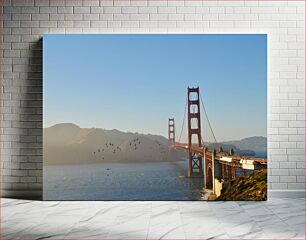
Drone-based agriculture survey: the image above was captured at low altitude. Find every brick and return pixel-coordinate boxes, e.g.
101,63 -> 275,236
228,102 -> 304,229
297,114 -> 305,121
50,14 -> 65,20
287,149 -> 305,155
288,155 -> 305,162
31,13 -> 49,20
297,142 -> 305,149
219,1 -> 244,6
107,21 -> 121,28
28,170 -> 42,177
289,169 -> 305,176
3,6 -> 21,14
103,7 -> 121,14
271,183 -> 287,189
65,0 -> 82,6
280,176 -> 296,183
279,114 -> 296,121
185,14 -> 202,21
65,14 -> 83,21
114,14 -> 129,21
185,0 -> 202,7
90,6 -> 104,13
219,14 -> 244,20
289,135 -> 305,142
121,21 -> 139,28
158,21 -> 176,28
58,20 -> 73,28
168,14 -> 184,21
177,7 -> 196,14
271,121 -> 288,128
297,162 -> 305,168
4,50 -> 20,58
131,0 -> 147,7
139,20 -> 158,28
177,21 -> 194,28
21,6 -> 39,14
279,142 -> 296,149
139,7 -> 157,14
57,7 -> 73,14
39,7 -> 57,14
90,21 -> 107,28
288,183 -> 305,189
74,7 -> 90,13
12,0 -> 34,7
4,21 -> 20,28
12,14 -> 31,20
49,0 -> 65,6
12,170 -> 28,177
279,128 -> 298,135
83,13 -> 99,20
12,28 -> 31,35
269,148 -> 287,154
20,176 -> 36,183
280,162 -> 296,169
12,183 -> 28,190
148,0 -> 167,7
99,13 -> 113,20
74,21 -> 90,28
83,0 -> 99,6
4,176 -> 20,183
35,0 -> 49,6
196,7 -> 209,14
150,14 -> 168,21
297,176 -> 305,183
158,7 -> 176,14
121,7 -> 138,14
210,21 -> 234,28
289,121 -> 305,128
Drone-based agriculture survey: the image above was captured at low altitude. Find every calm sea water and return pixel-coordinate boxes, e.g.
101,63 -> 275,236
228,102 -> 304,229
43,161 -> 205,200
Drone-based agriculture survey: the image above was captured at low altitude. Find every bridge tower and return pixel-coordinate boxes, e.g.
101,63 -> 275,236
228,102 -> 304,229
187,87 -> 203,177
168,118 -> 175,145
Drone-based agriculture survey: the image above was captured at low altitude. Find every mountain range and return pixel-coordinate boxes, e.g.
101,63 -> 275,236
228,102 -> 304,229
207,136 -> 267,158
43,123 -> 180,165
44,123 -> 267,165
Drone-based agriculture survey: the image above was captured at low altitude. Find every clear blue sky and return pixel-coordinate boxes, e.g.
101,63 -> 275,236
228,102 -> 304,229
43,34 -> 267,142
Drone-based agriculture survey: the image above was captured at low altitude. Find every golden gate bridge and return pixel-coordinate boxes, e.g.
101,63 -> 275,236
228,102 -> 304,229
168,87 -> 267,194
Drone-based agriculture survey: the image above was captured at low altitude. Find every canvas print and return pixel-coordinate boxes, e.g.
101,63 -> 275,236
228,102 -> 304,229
43,34 -> 267,200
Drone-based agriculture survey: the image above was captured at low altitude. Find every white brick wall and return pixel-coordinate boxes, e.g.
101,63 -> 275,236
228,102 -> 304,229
1,0 -> 305,198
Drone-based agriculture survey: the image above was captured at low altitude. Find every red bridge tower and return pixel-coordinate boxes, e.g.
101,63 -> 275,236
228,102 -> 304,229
187,87 -> 203,177
168,118 -> 175,145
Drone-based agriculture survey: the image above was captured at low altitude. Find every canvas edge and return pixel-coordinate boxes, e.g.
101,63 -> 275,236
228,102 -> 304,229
1,190 -> 42,200
2,189 -> 305,200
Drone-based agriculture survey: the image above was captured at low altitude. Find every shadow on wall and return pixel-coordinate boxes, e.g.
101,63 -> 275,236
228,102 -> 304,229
5,39 -> 43,200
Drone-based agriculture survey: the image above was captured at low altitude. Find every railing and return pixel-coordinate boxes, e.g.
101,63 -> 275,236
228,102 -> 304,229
170,143 -> 267,166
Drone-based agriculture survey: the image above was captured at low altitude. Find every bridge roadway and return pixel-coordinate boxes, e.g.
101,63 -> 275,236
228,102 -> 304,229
170,143 -> 267,170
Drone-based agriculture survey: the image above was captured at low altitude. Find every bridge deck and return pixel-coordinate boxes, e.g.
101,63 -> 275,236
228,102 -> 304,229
171,143 -> 267,170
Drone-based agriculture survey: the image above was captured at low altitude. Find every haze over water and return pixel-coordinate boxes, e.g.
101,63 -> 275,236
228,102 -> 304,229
44,161 -> 205,200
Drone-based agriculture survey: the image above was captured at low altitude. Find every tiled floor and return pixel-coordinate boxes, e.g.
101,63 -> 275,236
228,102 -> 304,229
2,198 -> 305,239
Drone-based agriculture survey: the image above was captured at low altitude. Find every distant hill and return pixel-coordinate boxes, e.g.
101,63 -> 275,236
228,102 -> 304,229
207,136 -> 267,158
44,123 -> 266,165
225,136 -> 267,153
43,123 -> 184,165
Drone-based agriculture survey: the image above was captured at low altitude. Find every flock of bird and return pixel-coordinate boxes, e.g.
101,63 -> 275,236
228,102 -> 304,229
92,138 -> 143,160
129,138 -> 141,150
89,138 -> 170,176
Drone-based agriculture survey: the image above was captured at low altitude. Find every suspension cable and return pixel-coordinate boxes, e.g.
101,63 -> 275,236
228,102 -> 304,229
199,92 -> 218,145
178,96 -> 188,143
